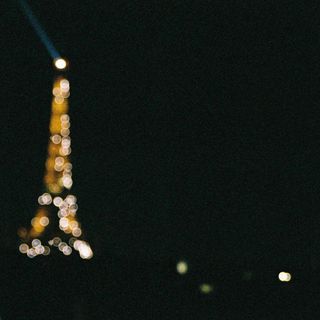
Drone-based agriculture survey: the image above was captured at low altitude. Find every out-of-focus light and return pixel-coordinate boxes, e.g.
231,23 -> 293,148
62,175 -> 73,188
32,239 -> 41,247
278,272 -> 291,282
72,227 -> 82,237
54,58 -> 67,70
53,197 -> 63,207
199,283 -> 213,294
60,79 -> 70,91
69,237 -> 77,246
39,216 -> 49,227
27,248 -> 36,258
63,246 -> 72,255
62,137 -> 71,147
60,128 -> 70,137
60,114 -> 69,122
51,134 -> 62,144
55,96 -> 64,104
19,243 -> 29,254
74,241 -> 93,259
52,237 -> 61,246
176,261 -> 188,275
59,217 -> 69,229
65,195 -> 76,205
58,242 -> 67,251
35,245 -> 45,254
55,157 -> 64,166
43,246 -> 50,255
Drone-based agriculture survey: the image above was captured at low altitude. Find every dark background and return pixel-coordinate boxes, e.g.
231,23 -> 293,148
1,1 -> 319,319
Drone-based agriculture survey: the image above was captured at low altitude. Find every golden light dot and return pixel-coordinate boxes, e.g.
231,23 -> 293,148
19,243 -> 29,254
43,246 -> 51,255
55,96 -> 64,104
60,114 -> 69,122
51,134 -> 62,144
278,272 -> 291,282
176,261 -> 188,275
199,283 -> 213,294
72,227 -> 82,237
54,58 -> 67,70
52,87 -> 61,97
61,128 -> 70,137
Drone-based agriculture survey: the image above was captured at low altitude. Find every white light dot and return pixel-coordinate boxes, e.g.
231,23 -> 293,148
63,246 -> 72,255
39,216 -> 49,227
72,227 -> 82,237
32,239 -> 41,248
53,197 -> 63,207
78,241 -> 93,259
62,175 -> 73,189
59,217 -> 69,229
176,261 -> 188,275
27,248 -> 36,258
54,58 -> 67,70
278,271 -> 291,282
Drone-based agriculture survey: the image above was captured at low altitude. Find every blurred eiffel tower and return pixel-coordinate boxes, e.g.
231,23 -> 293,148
18,60 -> 93,259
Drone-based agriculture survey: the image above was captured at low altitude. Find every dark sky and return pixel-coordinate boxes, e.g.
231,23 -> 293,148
1,0 -> 320,281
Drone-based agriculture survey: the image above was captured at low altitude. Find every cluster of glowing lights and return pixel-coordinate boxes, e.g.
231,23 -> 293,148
19,239 -> 50,258
278,271 -> 291,282
19,75 -> 93,260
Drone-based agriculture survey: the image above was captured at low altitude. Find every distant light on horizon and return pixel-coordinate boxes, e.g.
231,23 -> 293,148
54,58 -> 67,70
278,271 -> 291,282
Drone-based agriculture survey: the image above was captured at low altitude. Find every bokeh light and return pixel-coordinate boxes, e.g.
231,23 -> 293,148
176,261 -> 188,275
54,58 -> 67,70
278,272 -> 291,282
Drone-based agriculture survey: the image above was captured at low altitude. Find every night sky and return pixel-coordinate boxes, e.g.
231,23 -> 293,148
1,1 -> 319,319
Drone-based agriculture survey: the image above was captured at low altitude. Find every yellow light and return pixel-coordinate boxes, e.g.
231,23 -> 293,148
176,261 -> 188,275
54,58 -> 67,70
199,283 -> 213,294
72,227 -> 82,237
19,243 -> 29,254
278,271 -> 291,282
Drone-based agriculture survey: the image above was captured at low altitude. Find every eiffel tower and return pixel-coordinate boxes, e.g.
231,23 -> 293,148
18,59 -> 93,259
